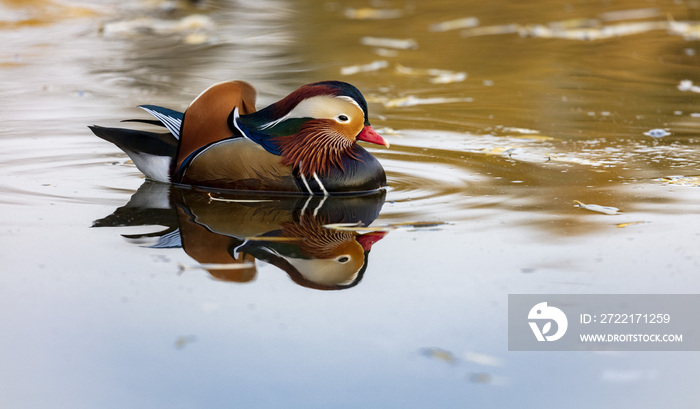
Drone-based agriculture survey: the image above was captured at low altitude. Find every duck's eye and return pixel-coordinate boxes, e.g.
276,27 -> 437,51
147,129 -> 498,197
337,114 -> 349,123
336,255 -> 350,263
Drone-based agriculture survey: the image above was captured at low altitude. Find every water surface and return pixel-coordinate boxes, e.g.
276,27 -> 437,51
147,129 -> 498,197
1,0 -> 699,408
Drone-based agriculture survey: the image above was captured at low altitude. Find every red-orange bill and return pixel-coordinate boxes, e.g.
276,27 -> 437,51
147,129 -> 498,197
357,126 -> 390,148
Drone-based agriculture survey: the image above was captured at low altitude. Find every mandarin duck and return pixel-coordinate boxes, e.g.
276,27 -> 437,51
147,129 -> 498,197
89,80 -> 389,195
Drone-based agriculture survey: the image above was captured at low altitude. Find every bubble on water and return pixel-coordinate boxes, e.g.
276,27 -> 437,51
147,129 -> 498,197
644,129 -> 670,138
678,79 -> 700,93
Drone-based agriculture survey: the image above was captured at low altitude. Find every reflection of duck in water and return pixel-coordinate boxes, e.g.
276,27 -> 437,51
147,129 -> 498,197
94,182 -> 387,290
175,189 -> 387,290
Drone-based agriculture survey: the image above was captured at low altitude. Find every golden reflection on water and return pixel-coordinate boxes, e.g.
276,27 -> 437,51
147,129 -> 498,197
286,0 -> 700,235
1,0 -> 699,234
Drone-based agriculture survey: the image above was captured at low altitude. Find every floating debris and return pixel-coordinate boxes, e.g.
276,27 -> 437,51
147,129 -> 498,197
394,64 -> 437,76
480,146 -> 521,155
462,19 -> 668,40
658,175 -> 700,187
546,17 -> 599,30
644,128 -> 670,138
520,21 -> 667,40
340,60 -> 389,75
616,221 -> 647,228
360,36 -> 418,50
380,95 -> 473,108
372,48 -> 399,57
486,126 -> 555,141
430,71 -> 467,84
677,79 -> 700,93
573,200 -> 621,215
598,8 -> 660,22
496,126 -> 540,135
510,134 -> 555,141
344,8 -> 402,20
421,347 -> 458,364
546,154 -> 605,166
469,372 -> 492,384
429,16 -> 480,32
395,64 -> 467,84
669,21 -> 700,40
174,335 -> 197,350
461,24 -> 520,37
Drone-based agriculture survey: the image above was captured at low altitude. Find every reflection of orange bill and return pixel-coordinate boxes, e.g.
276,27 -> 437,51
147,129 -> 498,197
357,231 -> 388,251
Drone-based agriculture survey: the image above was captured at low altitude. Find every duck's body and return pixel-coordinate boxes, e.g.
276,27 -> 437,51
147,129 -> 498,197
90,80 -> 389,195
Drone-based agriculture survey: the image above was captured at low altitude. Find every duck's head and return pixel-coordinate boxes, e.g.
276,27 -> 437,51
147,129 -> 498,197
231,81 -> 389,176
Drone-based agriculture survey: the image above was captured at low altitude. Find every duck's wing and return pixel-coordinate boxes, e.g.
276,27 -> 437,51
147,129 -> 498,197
178,137 -> 299,192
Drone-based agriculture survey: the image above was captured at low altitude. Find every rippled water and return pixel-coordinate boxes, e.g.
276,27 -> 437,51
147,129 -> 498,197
2,0 -> 700,408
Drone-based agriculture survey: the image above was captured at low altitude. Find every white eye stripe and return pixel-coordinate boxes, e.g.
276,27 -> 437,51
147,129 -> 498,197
260,95 -> 363,129
336,95 -> 363,111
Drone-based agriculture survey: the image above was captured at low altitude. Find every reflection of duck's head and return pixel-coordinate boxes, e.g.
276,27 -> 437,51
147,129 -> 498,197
289,231 -> 388,288
284,241 -> 364,286
236,215 -> 387,290
280,218 -> 368,287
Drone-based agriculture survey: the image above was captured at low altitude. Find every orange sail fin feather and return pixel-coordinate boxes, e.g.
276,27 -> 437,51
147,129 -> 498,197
178,80 -> 257,169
